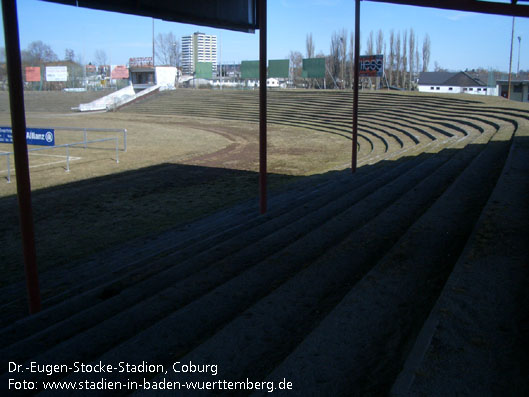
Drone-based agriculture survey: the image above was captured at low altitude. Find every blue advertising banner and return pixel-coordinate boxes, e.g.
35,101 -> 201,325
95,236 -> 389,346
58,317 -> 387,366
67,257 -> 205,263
359,55 -> 384,77
0,127 -> 55,146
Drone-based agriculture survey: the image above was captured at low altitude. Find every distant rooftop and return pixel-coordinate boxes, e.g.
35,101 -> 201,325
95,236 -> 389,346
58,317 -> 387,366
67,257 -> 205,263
418,72 -> 456,86
419,71 -> 486,87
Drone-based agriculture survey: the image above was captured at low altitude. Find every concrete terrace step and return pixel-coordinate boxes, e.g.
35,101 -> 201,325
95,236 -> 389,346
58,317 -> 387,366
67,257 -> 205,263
32,126 -> 506,396
135,127 -> 493,396
391,128 -> 529,397
254,126 -> 513,396
122,92 -> 497,170
0,90 -> 110,113
118,90 -> 511,163
2,138 -> 460,389
0,149 -> 424,355
0,164 -> 362,326
0,158 -> 385,337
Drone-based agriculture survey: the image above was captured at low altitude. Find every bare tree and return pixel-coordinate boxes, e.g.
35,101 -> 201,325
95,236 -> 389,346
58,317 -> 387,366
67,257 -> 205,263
306,33 -> 315,88
173,39 -> 181,67
329,31 -> 341,88
415,40 -> 420,78
75,53 -> 85,67
306,33 -> 315,59
394,31 -> 401,88
65,52 -> 84,88
289,50 -> 303,85
422,34 -> 431,72
64,48 -> 75,62
402,30 -> 408,89
388,30 -> 395,86
376,29 -> 384,55
409,28 -> 415,90
94,49 -> 108,66
434,61 -> 447,72
366,31 -> 374,55
349,31 -> 355,89
365,29 -> 374,91
339,29 -> 347,89
22,41 -> 58,65
373,30 -> 384,89
155,32 -> 180,66
314,51 -> 326,88
383,41 -> 387,85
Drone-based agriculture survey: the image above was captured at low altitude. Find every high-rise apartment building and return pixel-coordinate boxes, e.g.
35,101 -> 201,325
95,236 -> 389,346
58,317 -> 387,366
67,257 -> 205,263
181,32 -> 217,75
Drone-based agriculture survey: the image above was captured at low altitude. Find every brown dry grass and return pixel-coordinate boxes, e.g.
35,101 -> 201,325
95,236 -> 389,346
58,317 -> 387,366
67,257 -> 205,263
0,110 -> 354,197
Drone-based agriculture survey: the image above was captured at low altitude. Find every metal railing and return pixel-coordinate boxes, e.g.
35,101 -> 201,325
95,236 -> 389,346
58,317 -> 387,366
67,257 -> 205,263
3,152 -> 10,183
1,126 -> 126,183
32,126 -> 128,152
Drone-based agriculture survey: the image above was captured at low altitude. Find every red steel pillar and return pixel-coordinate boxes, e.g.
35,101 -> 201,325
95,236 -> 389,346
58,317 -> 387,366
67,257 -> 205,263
259,0 -> 267,213
2,0 -> 41,314
352,0 -> 361,172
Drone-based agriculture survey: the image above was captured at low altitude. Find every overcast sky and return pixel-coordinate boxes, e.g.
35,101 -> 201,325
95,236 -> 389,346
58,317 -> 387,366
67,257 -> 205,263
3,0 -> 528,72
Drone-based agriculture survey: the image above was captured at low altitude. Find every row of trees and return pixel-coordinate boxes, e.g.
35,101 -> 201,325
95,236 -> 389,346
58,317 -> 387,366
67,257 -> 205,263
19,40 -> 110,68
3,32 -> 430,90
0,34 -> 178,89
0,41 -> 122,89
16,36 -> 179,68
290,29 -> 431,90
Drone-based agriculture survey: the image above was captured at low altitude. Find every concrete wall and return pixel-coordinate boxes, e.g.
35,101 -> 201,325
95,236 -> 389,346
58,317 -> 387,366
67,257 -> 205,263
155,66 -> 178,89
267,78 -> 280,88
418,85 -> 493,95
499,83 -> 529,102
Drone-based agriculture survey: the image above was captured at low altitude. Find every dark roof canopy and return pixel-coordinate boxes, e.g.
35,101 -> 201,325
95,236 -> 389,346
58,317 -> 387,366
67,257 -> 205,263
40,0 -> 529,35
42,0 -> 259,32
365,0 -> 529,18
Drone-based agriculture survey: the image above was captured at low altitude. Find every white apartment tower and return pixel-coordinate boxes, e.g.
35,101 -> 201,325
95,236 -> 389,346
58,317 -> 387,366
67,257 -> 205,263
181,32 -> 217,75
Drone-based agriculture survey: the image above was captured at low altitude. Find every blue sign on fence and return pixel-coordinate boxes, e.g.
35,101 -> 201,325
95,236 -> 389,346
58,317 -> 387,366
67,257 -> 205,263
0,127 -> 55,146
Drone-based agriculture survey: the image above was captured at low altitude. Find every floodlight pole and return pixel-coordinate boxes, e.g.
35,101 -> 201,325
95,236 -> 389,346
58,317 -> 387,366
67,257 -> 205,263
517,36 -> 521,77
340,37 -> 345,89
2,0 -> 41,314
507,16 -> 515,100
352,0 -> 360,172
219,33 -> 223,90
259,0 -> 267,213
152,18 -> 155,67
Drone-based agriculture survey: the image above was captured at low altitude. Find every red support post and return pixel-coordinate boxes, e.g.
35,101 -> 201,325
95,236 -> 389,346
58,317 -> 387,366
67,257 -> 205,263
352,0 -> 361,173
259,0 -> 267,213
2,0 -> 41,314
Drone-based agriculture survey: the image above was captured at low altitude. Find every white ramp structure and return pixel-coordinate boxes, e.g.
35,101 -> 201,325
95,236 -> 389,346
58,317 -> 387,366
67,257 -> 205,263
155,66 -> 179,90
75,83 -> 161,112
